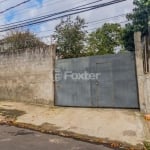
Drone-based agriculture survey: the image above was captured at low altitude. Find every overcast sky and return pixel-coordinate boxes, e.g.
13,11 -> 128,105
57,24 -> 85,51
0,0 -> 134,38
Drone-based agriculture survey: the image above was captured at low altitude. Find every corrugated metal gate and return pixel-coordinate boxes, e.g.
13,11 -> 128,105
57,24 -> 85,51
55,52 -> 139,108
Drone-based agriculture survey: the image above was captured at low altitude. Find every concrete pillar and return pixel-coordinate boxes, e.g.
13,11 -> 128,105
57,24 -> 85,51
134,32 -> 150,113
134,32 -> 146,112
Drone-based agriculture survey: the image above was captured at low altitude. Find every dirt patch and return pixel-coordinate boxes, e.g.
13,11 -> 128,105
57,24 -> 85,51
123,130 -> 137,137
0,108 -> 26,119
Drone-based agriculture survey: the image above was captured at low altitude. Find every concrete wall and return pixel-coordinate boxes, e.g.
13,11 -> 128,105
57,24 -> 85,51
134,32 -> 150,113
0,46 -> 55,105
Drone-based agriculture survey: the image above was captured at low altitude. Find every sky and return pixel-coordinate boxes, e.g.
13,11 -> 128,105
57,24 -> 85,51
0,0 -> 134,39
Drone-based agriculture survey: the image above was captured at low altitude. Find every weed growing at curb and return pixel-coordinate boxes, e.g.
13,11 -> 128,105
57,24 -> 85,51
144,141 -> 150,150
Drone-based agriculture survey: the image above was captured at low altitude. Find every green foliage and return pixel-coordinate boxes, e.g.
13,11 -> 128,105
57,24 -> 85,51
54,16 -> 87,58
1,30 -> 45,52
87,23 -> 123,55
144,141 -> 150,150
122,0 -> 150,51
127,0 -> 150,36
122,24 -> 135,51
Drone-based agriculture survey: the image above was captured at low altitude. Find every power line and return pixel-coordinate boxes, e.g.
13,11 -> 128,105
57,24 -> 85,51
88,20 -> 129,31
0,0 -> 62,18
0,0 -> 103,26
0,0 -> 127,32
0,17 -> 130,36
35,20 -> 129,36
32,13 -> 129,34
87,13 -> 128,24
0,0 -> 31,14
2,0 -> 88,15
0,0 -> 88,23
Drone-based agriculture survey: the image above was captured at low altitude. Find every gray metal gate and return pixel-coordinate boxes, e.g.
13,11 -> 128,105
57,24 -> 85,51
55,52 -> 139,108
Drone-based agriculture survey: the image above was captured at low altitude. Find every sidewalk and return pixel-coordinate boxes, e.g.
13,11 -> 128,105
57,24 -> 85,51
0,101 -> 149,149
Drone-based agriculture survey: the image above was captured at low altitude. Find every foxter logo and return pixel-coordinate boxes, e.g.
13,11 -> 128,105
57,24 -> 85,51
55,69 -> 101,81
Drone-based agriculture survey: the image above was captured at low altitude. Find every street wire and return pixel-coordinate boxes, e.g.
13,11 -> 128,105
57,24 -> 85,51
0,0 -> 31,14
0,0 -> 103,26
0,0 -> 90,22
31,13 -> 129,34
0,0 -> 127,32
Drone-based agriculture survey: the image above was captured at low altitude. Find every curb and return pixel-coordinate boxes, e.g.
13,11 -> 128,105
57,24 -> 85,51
0,119 -> 146,150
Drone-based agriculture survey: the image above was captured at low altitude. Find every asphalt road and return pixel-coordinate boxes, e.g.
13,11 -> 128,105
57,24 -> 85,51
0,125 -> 114,150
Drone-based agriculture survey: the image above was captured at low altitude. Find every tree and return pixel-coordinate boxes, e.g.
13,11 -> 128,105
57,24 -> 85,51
122,0 -> 150,51
54,16 -> 87,58
87,23 -> 123,55
122,24 -> 135,51
127,0 -> 150,36
0,30 -> 46,52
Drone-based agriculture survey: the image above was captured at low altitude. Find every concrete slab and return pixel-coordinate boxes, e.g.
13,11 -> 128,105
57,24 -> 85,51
0,101 -> 149,148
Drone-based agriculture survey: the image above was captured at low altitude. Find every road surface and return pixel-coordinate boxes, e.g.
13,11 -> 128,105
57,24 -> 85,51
0,125 -> 115,150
